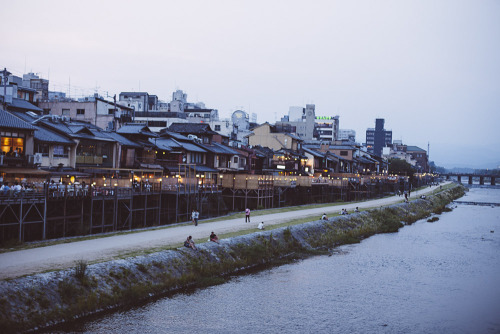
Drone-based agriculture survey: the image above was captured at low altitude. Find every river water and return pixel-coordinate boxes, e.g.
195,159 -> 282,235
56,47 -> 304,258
56,187 -> 500,334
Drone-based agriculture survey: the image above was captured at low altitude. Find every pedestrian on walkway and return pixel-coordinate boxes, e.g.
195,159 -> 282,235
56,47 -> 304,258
192,210 -> 196,225
194,210 -> 199,226
245,208 -> 250,222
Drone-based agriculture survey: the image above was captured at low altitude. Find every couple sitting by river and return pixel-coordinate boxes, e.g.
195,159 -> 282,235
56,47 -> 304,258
184,232 -> 220,250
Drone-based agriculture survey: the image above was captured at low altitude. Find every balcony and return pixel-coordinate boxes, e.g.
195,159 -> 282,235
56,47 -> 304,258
76,155 -> 103,165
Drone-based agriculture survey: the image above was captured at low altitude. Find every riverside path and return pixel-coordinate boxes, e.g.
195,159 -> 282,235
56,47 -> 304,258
0,184 -> 446,280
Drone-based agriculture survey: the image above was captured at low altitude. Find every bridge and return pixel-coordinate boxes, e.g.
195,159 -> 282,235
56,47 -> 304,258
441,173 -> 496,185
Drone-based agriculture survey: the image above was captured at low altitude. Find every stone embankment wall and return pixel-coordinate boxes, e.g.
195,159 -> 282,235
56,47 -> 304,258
0,185 -> 466,333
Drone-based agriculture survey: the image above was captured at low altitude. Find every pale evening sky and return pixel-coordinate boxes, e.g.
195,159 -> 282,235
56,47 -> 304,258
2,0 -> 499,169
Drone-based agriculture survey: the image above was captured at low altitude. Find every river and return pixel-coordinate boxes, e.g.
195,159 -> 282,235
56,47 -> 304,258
53,186 -> 500,334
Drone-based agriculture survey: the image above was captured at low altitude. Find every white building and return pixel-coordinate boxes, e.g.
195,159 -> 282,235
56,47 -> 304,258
338,129 -> 356,142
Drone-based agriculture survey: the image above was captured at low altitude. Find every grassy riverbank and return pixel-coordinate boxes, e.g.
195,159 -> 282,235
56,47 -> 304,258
0,184 -> 465,334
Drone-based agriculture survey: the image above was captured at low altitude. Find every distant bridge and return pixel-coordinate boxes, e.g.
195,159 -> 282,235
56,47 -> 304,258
441,173 -> 496,185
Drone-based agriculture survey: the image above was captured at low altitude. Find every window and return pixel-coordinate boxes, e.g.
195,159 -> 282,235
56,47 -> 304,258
35,143 -> 49,157
1,134 -> 25,156
108,108 -> 115,115
53,145 -> 69,158
77,109 -> 85,115
214,125 -> 221,131
203,137 -> 210,144
62,109 -> 70,116
190,152 -> 203,164
340,151 -> 348,156
233,156 -> 238,164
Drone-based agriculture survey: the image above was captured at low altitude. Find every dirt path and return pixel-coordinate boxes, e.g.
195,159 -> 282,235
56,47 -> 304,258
0,184 -> 444,280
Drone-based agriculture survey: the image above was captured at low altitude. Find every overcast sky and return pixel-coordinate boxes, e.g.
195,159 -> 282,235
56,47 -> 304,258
2,0 -> 499,168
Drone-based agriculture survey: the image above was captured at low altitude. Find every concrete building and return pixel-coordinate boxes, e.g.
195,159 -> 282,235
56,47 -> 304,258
38,96 -> 134,131
338,129 -> 356,142
22,73 -> 49,102
365,118 -> 392,156
314,115 -> 340,142
276,104 -> 317,140
119,92 -> 152,117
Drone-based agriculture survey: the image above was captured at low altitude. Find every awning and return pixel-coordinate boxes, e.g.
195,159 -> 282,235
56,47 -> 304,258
0,168 -> 49,175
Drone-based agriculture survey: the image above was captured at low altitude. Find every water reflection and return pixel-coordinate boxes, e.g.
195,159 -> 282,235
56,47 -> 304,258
53,187 -> 500,334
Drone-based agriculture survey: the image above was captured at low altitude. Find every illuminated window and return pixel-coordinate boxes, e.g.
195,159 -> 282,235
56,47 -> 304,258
1,134 -> 25,156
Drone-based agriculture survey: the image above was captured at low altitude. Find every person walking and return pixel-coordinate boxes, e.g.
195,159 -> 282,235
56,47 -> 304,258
191,210 -> 196,225
194,210 -> 199,226
245,208 -> 250,223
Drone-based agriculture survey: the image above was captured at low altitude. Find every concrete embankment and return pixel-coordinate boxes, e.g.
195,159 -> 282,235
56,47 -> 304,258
0,184 -> 466,333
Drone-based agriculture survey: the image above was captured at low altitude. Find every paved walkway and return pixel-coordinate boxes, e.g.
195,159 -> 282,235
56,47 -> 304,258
0,184 -> 444,280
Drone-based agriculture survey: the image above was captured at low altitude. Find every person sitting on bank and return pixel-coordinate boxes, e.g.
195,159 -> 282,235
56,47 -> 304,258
258,222 -> 265,230
321,213 -> 328,220
184,236 -> 197,250
210,231 -> 219,244
354,207 -> 359,213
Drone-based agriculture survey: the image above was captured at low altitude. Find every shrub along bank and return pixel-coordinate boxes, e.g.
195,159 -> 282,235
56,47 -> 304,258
0,184 -> 466,333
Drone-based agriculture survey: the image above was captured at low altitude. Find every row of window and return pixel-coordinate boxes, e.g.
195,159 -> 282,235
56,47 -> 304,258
62,109 -> 86,115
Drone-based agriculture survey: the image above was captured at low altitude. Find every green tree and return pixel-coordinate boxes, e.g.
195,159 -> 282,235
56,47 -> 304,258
388,158 -> 415,177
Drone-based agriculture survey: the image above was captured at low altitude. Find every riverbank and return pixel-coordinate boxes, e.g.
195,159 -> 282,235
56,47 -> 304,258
0,184 -> 465,333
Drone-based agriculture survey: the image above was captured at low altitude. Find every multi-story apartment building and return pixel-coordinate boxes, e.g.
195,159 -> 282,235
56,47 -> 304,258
38,95 -> 133,131
365,118 -> 392,156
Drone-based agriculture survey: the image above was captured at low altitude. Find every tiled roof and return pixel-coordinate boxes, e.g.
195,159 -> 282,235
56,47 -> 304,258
202,142 -> 239,155
189,165 -> 219,173
0,109 -> 36,130
168,123 -> 218,135
406,146 -> 426,152
2,97 -> 43,112
159,130 -> 190,141
178,141 -> 207,153
117,123 -> 158,137
34,126 -> 74,144
104,132 -> 142,148
303,147 -> 325,158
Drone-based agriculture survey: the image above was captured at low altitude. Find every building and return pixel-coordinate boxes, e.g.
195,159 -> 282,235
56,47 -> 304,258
365,118 -> 392,157
314,115 -> 339,142
22,73 -> 49,102
382,142 -> 429,172
338,129 -> 356,142
119,92 -> 152,117
276,104 -> 317,140
406,146 -> 429,172
38,96 -> 133,131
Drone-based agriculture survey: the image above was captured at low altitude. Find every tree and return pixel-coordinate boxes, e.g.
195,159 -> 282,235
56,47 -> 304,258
429,161 -> 446,174
388,158 -> 415,177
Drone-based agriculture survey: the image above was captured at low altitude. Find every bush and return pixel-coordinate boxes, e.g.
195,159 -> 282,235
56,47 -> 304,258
74,260 -> 87,281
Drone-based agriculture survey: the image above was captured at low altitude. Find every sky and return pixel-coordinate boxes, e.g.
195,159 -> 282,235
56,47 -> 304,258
2,0 -> 500,169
